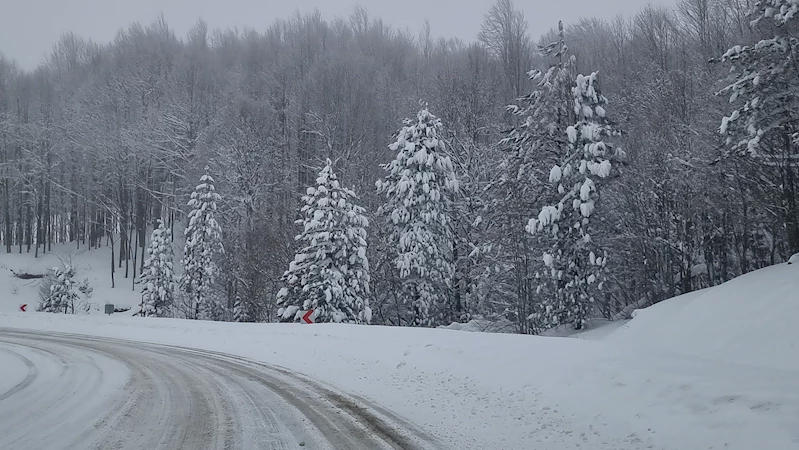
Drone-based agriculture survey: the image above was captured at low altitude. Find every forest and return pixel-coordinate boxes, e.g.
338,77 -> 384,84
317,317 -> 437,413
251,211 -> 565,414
0,0 -> 797,332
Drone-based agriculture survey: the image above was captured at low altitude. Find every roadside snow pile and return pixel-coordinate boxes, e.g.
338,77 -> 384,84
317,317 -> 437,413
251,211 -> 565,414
440,317 -> 619,337
540,318 -> 621,338
0,244 -> 141,314
438,316 -> 516,333
606,261 -> 799,371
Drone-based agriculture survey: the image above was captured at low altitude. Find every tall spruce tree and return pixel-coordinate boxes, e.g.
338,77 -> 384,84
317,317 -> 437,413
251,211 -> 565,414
139,219 -> 175,317
376,108 -> 459,326
497,22 -> 577,332
527,71 -> 619,331
180,167 -> 225,320
277,159 -> 371,323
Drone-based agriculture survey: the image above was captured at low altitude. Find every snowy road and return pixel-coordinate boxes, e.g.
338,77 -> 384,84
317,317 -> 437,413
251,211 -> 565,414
0,330 -> 440,450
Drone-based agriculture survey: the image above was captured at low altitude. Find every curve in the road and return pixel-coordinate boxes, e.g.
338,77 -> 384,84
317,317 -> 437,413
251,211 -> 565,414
0,329 -> 442,450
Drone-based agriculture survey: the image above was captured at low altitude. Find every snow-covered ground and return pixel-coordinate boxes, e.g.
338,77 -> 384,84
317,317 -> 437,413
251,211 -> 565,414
1,246 -> 798,449
605,262 -> 799,371
0,243 -> 142,314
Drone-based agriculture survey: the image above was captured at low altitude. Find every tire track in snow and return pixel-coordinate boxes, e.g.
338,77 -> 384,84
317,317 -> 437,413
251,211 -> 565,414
0,329 -> 442,450
0,345 -> 37,402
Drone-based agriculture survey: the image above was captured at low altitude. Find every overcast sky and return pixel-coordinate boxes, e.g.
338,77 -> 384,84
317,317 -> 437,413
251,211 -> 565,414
1,0 -> 675,70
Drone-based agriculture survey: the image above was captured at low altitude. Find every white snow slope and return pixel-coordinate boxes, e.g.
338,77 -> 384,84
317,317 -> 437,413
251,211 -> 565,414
605,262 -> 799,371
1,248 -> 798,449
0,243 -> 143,314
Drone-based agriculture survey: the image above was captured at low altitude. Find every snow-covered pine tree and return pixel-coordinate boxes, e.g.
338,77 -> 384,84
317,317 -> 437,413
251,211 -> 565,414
232,296 -> 248,322
180,167 -> 225,320
376,107 -> 459,327
719,0 -> 799,252
39,265 -> 78,313
139,218 -> 175,317
496,22 -> 577,332
277,159 -> 371,323
526,71 -> 620,331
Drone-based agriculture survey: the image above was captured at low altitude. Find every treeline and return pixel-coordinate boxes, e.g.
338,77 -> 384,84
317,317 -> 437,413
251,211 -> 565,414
0,0 -> 796,331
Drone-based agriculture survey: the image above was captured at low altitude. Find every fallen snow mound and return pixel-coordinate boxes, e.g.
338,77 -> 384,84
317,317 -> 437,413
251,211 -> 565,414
438,317 -> 516,333
606,261 -> 799,371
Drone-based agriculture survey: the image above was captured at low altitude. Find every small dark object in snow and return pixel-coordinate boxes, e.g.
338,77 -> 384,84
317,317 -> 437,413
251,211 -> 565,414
299,442 -> 306,447
14,272 -> 45,280
114,306 -> 131,313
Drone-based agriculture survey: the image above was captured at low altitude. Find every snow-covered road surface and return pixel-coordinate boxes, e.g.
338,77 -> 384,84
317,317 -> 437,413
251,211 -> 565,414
0,330 -> 439,450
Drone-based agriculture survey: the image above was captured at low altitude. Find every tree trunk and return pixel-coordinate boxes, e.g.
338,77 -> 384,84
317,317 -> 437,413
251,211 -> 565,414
3,176 -> 10,254
25,191 -> 32,253
119,178 -> 127,270
136,185 -> 147,274
132,220 -> 139,290
17,187 -> 22,254
110,231 -> 116,289
34,180 -> 42,258
45,153 -> 52,252
783,131 -> 799,253
126,216 -> 132,280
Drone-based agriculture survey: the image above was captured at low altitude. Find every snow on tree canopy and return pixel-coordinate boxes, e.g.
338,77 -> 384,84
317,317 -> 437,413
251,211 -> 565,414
753,0 -> 799,25
549,165 -> 563,183
277,159 -> 371,324
719,0 -> 799,156
376,107 -> 458,327
39,265 -> 78,314
139,219 -> 176,317
179,166 -> 225,321
526,49 -> 620,332
718,0 -> 799,250
501,21 -> 576,192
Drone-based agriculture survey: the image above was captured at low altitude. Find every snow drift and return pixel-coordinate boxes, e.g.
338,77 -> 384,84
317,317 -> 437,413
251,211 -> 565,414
606,261 -> 799,371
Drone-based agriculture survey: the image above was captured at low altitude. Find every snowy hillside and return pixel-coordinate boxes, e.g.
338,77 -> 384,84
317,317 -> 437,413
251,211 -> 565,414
0,244 -> 142,314
605,261 -> 799,371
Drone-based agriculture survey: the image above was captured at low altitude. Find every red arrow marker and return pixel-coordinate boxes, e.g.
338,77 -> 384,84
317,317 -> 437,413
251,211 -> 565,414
302,310 -> 314,324
19,304 -> 27,312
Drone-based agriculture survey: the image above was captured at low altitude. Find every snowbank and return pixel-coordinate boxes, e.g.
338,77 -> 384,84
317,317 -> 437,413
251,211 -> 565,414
606,262 -> 799,371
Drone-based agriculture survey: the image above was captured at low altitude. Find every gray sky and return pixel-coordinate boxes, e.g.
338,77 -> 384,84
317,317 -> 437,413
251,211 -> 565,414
1,0 -> 675,70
